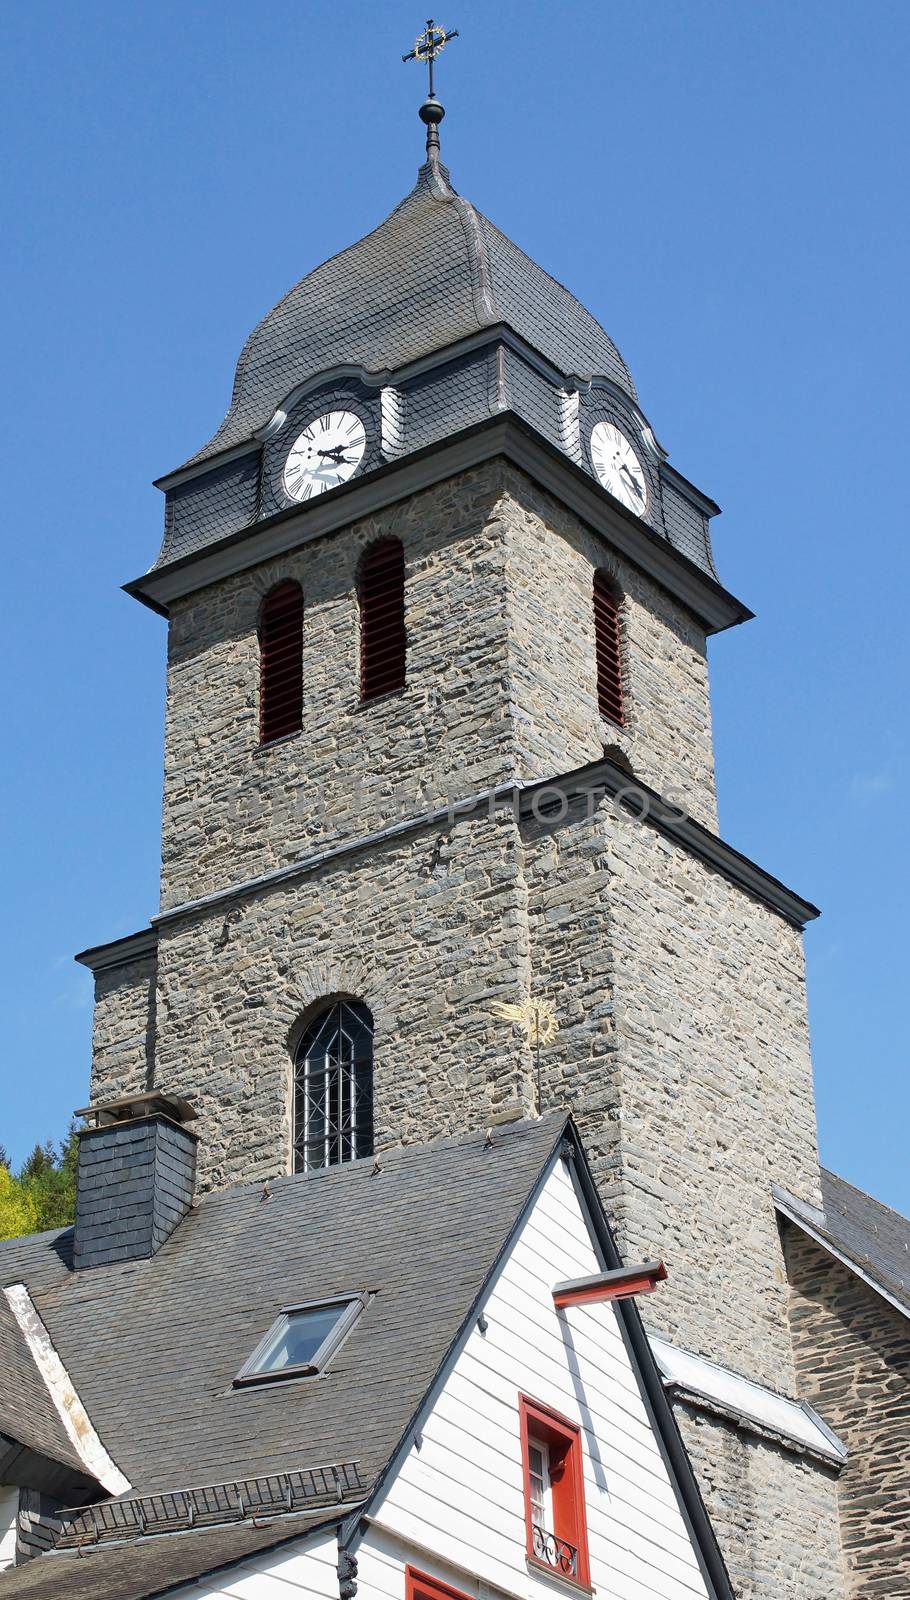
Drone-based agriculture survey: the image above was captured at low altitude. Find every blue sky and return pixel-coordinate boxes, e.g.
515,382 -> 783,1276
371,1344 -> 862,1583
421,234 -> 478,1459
1,1 -> 908,1211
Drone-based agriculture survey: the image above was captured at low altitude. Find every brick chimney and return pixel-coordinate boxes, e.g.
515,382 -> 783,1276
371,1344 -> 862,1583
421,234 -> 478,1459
72,1093 -> 198,1270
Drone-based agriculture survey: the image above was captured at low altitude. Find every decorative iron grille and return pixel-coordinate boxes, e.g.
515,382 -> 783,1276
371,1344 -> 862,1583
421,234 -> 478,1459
532,1523 -> 578,1578
294,1001 -> 374,1172
58,1461 -> 364,1548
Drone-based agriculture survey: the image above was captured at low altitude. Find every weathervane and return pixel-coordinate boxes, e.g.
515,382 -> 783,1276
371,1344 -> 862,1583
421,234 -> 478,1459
403,19 -> 459,158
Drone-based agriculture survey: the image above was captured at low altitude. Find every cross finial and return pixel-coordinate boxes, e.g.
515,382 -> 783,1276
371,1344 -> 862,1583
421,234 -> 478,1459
403,19 -> 459,158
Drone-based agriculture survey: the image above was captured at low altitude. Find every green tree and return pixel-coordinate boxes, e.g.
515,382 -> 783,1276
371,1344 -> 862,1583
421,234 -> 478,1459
0,1124 -> 80,1240
0,1166 -> 40,1239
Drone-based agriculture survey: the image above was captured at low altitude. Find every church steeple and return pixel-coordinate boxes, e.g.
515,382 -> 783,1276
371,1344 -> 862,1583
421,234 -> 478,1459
73,42 -> 853,1599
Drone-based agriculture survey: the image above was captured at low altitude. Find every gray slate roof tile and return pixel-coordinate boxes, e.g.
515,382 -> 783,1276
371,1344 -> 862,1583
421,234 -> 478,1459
777,1168 -> 910,1314
0,1508 -> 337,1600
178,160 -> 635,473
0,1117 -> 567,1503
0,1295 -> 85,1478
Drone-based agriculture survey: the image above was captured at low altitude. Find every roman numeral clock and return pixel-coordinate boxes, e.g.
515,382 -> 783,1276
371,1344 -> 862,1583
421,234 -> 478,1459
283,411 -> 368,503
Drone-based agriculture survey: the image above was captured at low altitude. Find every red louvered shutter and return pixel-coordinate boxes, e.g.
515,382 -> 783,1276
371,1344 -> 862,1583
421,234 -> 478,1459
593,572 -> 624,726
259,580 -> 304,744
359,539 -> 406,701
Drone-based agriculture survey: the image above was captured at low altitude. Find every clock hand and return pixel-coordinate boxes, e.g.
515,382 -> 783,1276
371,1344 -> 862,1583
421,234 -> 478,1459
618,464 -> 643,497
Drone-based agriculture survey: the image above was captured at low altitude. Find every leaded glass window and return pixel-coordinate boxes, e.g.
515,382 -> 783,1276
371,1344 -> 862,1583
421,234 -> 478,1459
293,1001 -> 374,1172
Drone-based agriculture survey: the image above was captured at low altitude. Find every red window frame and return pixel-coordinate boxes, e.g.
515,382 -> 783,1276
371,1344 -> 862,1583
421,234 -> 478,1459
406,1568 -> 472,1600
519,1395 -> 590,1588
593,570 -> 624,727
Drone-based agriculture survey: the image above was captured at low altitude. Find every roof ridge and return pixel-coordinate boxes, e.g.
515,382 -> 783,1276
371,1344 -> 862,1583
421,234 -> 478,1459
451,194 -> 497,327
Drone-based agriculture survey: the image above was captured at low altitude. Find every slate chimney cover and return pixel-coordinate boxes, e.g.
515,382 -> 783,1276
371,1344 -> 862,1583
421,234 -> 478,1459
72,1093 -> 198,1271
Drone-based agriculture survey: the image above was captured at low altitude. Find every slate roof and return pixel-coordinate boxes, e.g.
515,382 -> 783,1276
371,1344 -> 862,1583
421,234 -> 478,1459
179,157 -> 636,472
0,1509 -> 337,1600
0,1295 -> 85,1479
0,1116 -> 567,1503
775,1168 -> 910,1316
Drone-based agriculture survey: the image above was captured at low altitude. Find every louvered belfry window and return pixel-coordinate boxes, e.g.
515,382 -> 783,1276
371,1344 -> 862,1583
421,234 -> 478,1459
259,580 -> 304,744
359,538 -> 406,701
593,571 -> 624,726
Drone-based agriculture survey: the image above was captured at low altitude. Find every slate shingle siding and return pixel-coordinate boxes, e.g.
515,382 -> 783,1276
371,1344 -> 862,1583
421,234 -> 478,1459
659,475 -> 718,578
73,1118 -> 197,1269
151,158 -> 722,584
783,1225 -> 910,1595
177,160 -> 635,475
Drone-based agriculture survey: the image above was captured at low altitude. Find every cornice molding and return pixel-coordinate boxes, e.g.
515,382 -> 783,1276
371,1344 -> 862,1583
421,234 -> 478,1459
526,758 -> 819,927
95,759 -> 814,945
128,414 -> 751,635
75,926 -> 158,974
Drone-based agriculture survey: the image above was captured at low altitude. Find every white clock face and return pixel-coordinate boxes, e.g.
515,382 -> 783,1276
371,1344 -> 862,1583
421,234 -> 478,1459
283,410 -> 367,502
589,422 -> 648,518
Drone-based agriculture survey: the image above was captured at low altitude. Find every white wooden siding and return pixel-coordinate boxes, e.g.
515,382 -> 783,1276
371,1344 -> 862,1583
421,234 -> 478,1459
167,1528 -> 338,1600
0,1486 -> 18,1572
359,1157 -> 710,1600
161,1153 -> 712,1600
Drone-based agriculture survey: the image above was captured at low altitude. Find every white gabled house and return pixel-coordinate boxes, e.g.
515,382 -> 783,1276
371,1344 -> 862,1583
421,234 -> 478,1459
0,1108 -> 735,1600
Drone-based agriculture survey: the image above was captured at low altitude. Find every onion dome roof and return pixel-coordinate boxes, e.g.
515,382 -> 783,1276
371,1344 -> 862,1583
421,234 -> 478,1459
183,157 -> 635,471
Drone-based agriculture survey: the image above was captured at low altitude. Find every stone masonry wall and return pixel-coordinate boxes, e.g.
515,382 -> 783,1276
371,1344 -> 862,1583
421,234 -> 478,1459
129,784 -> 842,1598
159,461 -> 720,916
85,456 -> 844,1594
88,954 -> 155,1103
522,792 -> 821,1389
782,1225 -> 910,1595
160,466 -> 517,910
150,805 -> 538,1191
101,454 -> 819,1380
675,1407 -> 846,1599
500,466 -> 719,831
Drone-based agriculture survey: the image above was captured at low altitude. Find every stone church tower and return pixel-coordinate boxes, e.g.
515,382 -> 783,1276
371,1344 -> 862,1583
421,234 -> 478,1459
77,86 -> 849,1599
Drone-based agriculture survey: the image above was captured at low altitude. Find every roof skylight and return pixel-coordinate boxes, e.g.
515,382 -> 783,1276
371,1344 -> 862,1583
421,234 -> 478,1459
234,1294 -> 366,1386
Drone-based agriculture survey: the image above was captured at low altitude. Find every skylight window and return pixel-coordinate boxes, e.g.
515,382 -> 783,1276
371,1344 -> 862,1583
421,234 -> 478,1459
234,1295 -> 366,1386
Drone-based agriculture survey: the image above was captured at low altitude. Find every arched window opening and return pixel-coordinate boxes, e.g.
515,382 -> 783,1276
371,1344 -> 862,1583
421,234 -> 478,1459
359,538 -> 406,701
593,571 -> 624,726
293,1001 -> 374,1173
259,580 -> 304,744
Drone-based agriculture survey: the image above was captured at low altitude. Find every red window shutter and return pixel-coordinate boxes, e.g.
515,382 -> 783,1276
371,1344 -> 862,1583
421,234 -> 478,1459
359,538 -> 406,701
519,1394 -> 591,1588
593,571 -> 624,726
259,580 -> 303,744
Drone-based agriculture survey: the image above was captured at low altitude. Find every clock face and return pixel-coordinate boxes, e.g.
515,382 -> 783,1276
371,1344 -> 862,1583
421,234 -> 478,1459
283,410 -> 367,502
589,422 -> 649,518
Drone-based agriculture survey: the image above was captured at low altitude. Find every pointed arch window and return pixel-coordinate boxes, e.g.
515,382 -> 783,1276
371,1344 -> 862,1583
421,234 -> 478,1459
359,538 -> 406,701
259,580 -> 304,744
593,571 -> 624,726
293,1001 -> 374,1172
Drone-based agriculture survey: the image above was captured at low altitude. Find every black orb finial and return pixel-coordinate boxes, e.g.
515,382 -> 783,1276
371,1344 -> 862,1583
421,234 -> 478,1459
402,20 -> 459,158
